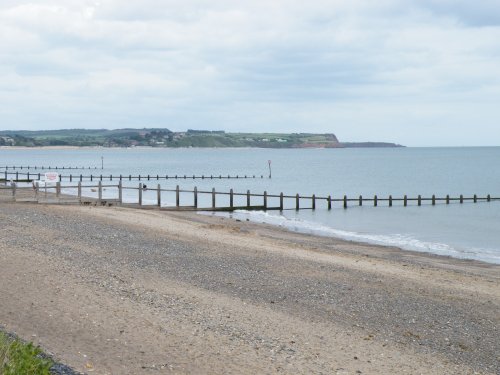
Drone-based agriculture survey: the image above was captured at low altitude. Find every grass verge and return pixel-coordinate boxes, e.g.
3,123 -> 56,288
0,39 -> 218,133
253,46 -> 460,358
0,331 -> 53,375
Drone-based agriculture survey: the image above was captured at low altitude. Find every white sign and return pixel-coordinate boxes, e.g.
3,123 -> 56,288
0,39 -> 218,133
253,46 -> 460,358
44,172 -> 59,183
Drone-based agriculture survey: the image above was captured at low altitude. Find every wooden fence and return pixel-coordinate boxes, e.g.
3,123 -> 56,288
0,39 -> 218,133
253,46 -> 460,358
1,182 -> 498,211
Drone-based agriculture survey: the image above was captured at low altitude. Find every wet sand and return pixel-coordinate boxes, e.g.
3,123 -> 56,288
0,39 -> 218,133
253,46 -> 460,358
0,202 -> 499,374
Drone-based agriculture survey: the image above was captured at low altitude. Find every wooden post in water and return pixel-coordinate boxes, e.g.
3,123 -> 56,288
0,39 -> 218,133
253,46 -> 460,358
264,191 -> 268,211
389,195 -> 392,207
97,181 -> 102,204
280,193 -> 284,211
230,189 -> 234,209
77,182 -> 82,202
27,172 -> 30,181
118,181 -> 122,204
359,195 -> 363,206
487,194 -> 491,202
16,171 -> 18,181
474,194 -> 477,203
343,195 -> 347,209
157,184 -> 161,207
327,195 -> 332,210
176,185 -> 180,207
374,195 -> 378,207
247,190 -> 251,207
446,195 -> 450,204
194,187 -> 198,208
56,181 -> 61,198
460,194 -> 464,204
432,195 -> 436,205
404,195 -> 408,207
296,194 -> 300,210
212,188 -> 216,209
312,194 -> 316,210
418,195 -> 422,206
138,183 -> 143,206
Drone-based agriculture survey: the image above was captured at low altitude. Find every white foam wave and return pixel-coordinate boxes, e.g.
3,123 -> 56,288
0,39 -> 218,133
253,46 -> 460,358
211,210 -> 500,264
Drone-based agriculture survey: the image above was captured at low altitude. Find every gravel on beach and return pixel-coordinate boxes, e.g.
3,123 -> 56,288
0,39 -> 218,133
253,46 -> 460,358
0,201 -> 499,374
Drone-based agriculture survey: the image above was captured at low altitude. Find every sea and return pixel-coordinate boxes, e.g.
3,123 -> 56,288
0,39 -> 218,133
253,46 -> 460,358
1,146 -> 500,264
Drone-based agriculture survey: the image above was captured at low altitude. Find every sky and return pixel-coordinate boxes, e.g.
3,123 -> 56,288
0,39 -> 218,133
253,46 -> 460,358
0,1 -> 499,146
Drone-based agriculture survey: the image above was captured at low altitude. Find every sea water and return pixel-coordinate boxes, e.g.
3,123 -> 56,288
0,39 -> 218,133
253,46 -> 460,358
1,146 -> 499,264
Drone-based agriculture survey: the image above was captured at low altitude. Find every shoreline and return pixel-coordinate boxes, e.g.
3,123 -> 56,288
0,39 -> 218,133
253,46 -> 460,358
1,202 -> 499,374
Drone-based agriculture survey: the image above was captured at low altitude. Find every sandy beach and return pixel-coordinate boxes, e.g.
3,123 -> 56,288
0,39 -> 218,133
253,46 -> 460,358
0,201 -> 499,374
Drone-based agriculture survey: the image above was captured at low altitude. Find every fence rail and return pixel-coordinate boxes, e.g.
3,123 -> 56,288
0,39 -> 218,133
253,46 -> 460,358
1,181 -> 498,211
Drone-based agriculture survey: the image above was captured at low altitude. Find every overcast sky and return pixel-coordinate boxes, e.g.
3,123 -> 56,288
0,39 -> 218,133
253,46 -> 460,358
1,1 -> 499,146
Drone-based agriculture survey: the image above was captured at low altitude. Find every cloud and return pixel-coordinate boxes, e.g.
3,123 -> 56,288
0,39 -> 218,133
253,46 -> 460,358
0,0 -> 499,145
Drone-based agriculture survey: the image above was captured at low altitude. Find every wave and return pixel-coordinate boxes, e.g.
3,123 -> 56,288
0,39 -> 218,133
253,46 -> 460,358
210,210 -> 500,264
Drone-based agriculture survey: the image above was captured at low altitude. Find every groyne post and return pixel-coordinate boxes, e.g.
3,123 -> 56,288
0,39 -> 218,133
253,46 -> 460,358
98,181 -> 102,204
487,194 -> 491,202
374,195 -> 378,207
280,192 -> 284,211
157,184 -> 161,207
247,190 -> 251,207
138,183 -> 143,206
118,181 -> 122,204
194,187 -> 198,208
176,185 -> 180,207
389,195 -> 392,207
359,195 -> 363,206
264,191 -> 268,210
446,195 -> 450,204
343,195 -> 347,209
474,194 -> 477,203
56,182 -> 61,198
460,194 -> 464,204
230,189 -> 234,209
404,195 -> 408,206
327,195 -> 332,210
296,194 -> 300,210
432,195 -> 436,205
418,195 -> 422,206
78,182 -> 82,202
312,194 -> 316,210
212,188 -> 216,209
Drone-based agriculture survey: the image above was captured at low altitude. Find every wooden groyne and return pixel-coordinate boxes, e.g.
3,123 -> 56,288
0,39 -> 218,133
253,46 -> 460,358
0,165 -> 98,170
2,171 -> 266,182
1,182 -> 498,211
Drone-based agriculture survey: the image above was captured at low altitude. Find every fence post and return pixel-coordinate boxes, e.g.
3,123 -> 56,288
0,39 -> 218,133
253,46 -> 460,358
374,195 -> 378,207
312,194 -> 316,210
460,194 -> 463,204
230,189 -> 234,208
118,181 -> 122,204
389,195 -> 393,207
176,185 -> 180,207
212,188 -> 216,209
194,187 -> 198,208
138,183 -> 143,206
56,181 -> 61,197
328,195 -> 332,210
280,192 -> 284,211
98,181 -> 102,204
432,195 -> 436,205
78,181 -> 82,202
296,194 -> 300,210
343,195 -> 347,209
157,184 -> 161,207
247,190 -> 251,207
418,195 -> 422,206
264,191 -> 267,210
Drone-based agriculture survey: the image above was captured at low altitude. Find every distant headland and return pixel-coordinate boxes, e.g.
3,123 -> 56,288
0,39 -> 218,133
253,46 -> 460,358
0,128 -> 404,148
